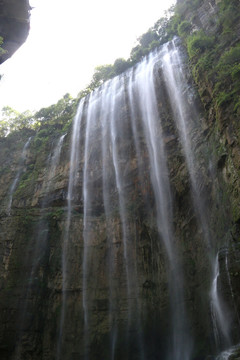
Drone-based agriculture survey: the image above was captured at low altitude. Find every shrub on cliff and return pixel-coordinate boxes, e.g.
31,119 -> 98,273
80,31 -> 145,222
187,31 -> 214,58
0,94 -> 76,138
0,37 -> 6,57
178,20 -> 192,37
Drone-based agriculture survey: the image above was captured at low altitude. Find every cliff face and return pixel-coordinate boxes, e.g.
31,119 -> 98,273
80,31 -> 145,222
0,0 -> 31,63
0,1 -> 240,360
176,1 -> 240,357
177,0 -> 240,279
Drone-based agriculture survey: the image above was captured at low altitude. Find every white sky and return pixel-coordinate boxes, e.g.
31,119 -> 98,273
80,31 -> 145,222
0,0 -> 175,112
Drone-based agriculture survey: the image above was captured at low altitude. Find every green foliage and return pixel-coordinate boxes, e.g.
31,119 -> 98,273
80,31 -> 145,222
15,170 -> 35,193
48,208 -> 64,220
88,6 -> 177,84
130,45 -> 149,63
0,36 -> 7,56
187,31 -> 214,58
0,93 -> 76,138
33,136 -> 43,149
231,64 -> 240,81
179,0 -> 240,120
0,106 -> 34,137
36,128 -> 49,138
214,44 -> 240,109
0,4 -> 179,138
8,0 -> 240,141
113,58 -> 130,75
90,59 -> 132,84
34,93 -> 76,126
192,50 -> 215,81
149,40 -> 160,51
218,44 -> 240,68
216,91 -> 233,107
234,100 -> 240,114
138,30 -> 158,48
178,21 -> 192,37
77,88 -> 92,99
130,11 -> 177,63
89,64 -> 115,88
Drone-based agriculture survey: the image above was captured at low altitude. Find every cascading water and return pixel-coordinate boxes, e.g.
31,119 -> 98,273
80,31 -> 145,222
210,248 -> 240,356
58,39 -> 197,360
225,249 -> 240,327
57,101 -> 84,359
8,38 -> 238,360
7,136 -> 31,214
210,252 -> 231,350
30,133 -> 66,278
106,75 -> 144,358
161,38 -> 212,250
43,134 -> 66,195
160,39 -> 234,354
128,49 -> 191,360
81,77 -> 145,358
82,89 -> 105,358
216,344 -> 240,360
14,133 -> 65,359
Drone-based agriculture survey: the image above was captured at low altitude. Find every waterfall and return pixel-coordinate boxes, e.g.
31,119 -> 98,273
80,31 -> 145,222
14,133 -> 65,359
211,248 -> 240,357
7,136 -> 31,214
128,49 -> 191,360
43,134 -> 66,195
58,40 -> 198,359
100,80 -> 119,359
57,100 -> 84,360
161,38 -> 211,250
210,252 -> 231,350
5,36 -> 240,360
225,249 -> 240,327
216,344 -> 240,360
80,77 -> 145,358
160,38 -> 231,353
82,89 -> 103,358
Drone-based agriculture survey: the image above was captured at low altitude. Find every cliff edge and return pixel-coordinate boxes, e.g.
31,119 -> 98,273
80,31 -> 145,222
0,0 -> 31,64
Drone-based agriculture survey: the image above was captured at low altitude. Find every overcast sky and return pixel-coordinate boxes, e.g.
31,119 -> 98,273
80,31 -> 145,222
0,0 -> 175,113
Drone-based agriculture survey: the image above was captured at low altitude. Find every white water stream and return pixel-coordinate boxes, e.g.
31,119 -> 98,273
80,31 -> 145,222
7,136 -> 31,214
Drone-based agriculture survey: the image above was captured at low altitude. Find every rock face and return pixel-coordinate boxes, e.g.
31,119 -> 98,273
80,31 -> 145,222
0,0 -> 31,63
181,0 -> 220,34
0,1 -> 240,360
0,40 -> 240,360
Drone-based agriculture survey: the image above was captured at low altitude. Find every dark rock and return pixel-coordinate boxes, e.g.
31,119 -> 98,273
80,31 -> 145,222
0,0 -> 31,63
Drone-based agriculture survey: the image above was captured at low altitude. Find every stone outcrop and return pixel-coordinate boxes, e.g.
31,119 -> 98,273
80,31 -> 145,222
0,0 -> 31,63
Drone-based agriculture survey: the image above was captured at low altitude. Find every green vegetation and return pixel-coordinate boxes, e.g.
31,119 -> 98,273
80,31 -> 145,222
34,93 -> 76,126
0,36 -> 7,80
1,0 -> 239,138
0,36 -> 6,57
88,5 -> 178,85
0,93 -> 77,137
215,44 -> 240,109
0,5 -> 179,138
0,107 -> 34,136
187,31 -> 214,58
176,0 -> 240,117
86,0 -> 239,118
178,20 -> 192,37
